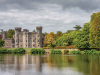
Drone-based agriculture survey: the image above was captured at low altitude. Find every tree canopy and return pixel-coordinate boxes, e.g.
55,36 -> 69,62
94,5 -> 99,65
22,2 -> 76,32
73,25 -> 82,30
7,29 -> 15,38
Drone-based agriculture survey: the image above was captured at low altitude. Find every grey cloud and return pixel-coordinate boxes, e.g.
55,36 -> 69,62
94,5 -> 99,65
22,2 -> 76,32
0,0 -> 99,11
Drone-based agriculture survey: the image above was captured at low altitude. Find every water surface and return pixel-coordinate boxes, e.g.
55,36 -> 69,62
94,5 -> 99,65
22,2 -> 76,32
0,54 -> 100,75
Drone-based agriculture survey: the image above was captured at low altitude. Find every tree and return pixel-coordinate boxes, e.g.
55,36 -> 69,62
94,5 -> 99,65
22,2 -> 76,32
44,32 -> 55,47
33,29 -> 36,32
73,25 -> 82,30
55,34 -> 73,46
66,30 -> 73,34
89,18 -> 100,48
73,23 -> 90,49
0,29 -> 3,34
7,29 -> 15,38
54,31 -> 62,40
0,39 -> 5,47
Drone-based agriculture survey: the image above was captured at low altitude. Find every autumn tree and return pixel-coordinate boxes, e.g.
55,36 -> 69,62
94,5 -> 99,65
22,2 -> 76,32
54,31 -> 62,40
89,18 -> 100,48
44,32 -> 55,47
7,29 -> 15,38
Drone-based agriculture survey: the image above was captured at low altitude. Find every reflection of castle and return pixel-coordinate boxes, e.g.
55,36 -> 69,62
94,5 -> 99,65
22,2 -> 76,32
2,26 -> 45,48
0,54 -> 42,72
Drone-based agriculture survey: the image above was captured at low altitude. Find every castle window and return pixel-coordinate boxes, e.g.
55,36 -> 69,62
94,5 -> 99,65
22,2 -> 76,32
33,36 -> 34,37
38,40 -> 39,42
38,35 -> 39,37
26,40 -> 27,42
33,40 -> 35,42
33,44 -> 35,47
38,45 -> 39,47
26,45 -> 27,47
26,36 -> 27,37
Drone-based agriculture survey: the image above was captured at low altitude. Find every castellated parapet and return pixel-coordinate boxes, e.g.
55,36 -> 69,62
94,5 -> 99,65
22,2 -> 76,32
2,26 -> 45,48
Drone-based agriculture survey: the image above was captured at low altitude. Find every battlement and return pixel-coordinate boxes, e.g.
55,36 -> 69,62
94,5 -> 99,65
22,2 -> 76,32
36,26 -> 42,29
23,29 -> 29,32
15,27 -> 21,30
2,31 -> 7,33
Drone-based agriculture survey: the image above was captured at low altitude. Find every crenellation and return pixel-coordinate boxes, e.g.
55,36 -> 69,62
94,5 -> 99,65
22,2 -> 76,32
2,26 -> 45,48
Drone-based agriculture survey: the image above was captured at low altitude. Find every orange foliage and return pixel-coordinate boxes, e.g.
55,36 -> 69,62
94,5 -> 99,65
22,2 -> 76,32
54,45 -> 77,49
42,47 -> 50,49
66,45 -> 77,49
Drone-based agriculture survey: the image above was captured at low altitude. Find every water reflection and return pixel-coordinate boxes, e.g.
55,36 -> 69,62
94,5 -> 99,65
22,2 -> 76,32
0,54 -> 100,75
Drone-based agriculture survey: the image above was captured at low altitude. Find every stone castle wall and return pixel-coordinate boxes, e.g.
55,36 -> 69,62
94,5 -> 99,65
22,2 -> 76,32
2,26 -> 44,48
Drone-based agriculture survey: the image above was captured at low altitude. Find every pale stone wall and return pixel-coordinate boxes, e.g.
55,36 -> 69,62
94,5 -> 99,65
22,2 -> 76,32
2,26 -> 44,48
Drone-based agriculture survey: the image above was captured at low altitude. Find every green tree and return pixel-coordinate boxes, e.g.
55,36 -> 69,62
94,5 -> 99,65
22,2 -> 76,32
73,25 -> 82,30
89,18 -> 100,48
33,29 -> 36,32
7,29 -> 15,38
73,23 -> 90,49
66,30 -> 73,34
55,34 -> 73,46
0,29 -> 3,34
54,31 -> 62,40
0,39 -> 5,47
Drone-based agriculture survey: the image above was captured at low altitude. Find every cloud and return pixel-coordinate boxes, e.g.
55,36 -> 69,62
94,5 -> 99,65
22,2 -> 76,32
0,0 -> 99,33
0,0 -> 99,11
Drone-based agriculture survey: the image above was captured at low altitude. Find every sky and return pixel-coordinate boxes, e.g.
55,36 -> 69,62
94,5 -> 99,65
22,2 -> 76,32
0,0 -> 100,33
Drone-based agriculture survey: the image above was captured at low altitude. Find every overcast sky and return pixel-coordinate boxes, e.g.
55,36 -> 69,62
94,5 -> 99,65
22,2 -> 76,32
0,0 -> 100,33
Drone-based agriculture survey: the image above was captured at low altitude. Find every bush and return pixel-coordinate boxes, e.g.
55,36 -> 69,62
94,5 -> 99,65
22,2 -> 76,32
31,48 -> 45,54
54,46 -> 66,49
70,50 -> 81,54
13,48 -> 26,54
64,50 -> 69,54
0,49 -> 12,54
42,47 -> 50,49
51,50 -> 62,54
66,45 -> 77,49
54,45 -> 77,49
83,49 -> 97,54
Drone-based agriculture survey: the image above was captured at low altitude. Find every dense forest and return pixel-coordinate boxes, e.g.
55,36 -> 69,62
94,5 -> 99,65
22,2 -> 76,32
43,12 -> 100,49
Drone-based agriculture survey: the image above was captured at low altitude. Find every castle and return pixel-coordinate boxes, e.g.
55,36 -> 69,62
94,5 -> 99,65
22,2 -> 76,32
2,26 -> 45,48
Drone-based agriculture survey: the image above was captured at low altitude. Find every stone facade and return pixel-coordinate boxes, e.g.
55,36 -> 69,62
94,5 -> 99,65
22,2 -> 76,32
0,34 -> 2,39
2,26 -> 45,48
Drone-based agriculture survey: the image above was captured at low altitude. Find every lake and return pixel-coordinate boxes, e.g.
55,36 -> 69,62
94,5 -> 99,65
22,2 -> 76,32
0,54 -> 100,75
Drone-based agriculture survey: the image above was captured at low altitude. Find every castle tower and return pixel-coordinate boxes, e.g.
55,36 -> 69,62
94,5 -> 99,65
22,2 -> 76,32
2,31 -> 7,39
36,26 -> 42,48
15,27 -> 21,48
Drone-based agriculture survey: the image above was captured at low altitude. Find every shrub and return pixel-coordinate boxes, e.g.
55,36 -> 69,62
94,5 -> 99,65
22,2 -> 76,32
66,45 -> 77,49
83,49 -> 97,54
51,50 -> 62,54
0,49 -> 12,54
31,48 -> 45,54
47,45 -> 51,47
97,51 -> 100,54
42,47 -> 50,49
90,49 -> 97,54
13,48 -> 26,54
64,50 -> 69,54
7,50 -> 12,53
70,50 -> 81,54
54,46 -> 66,49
